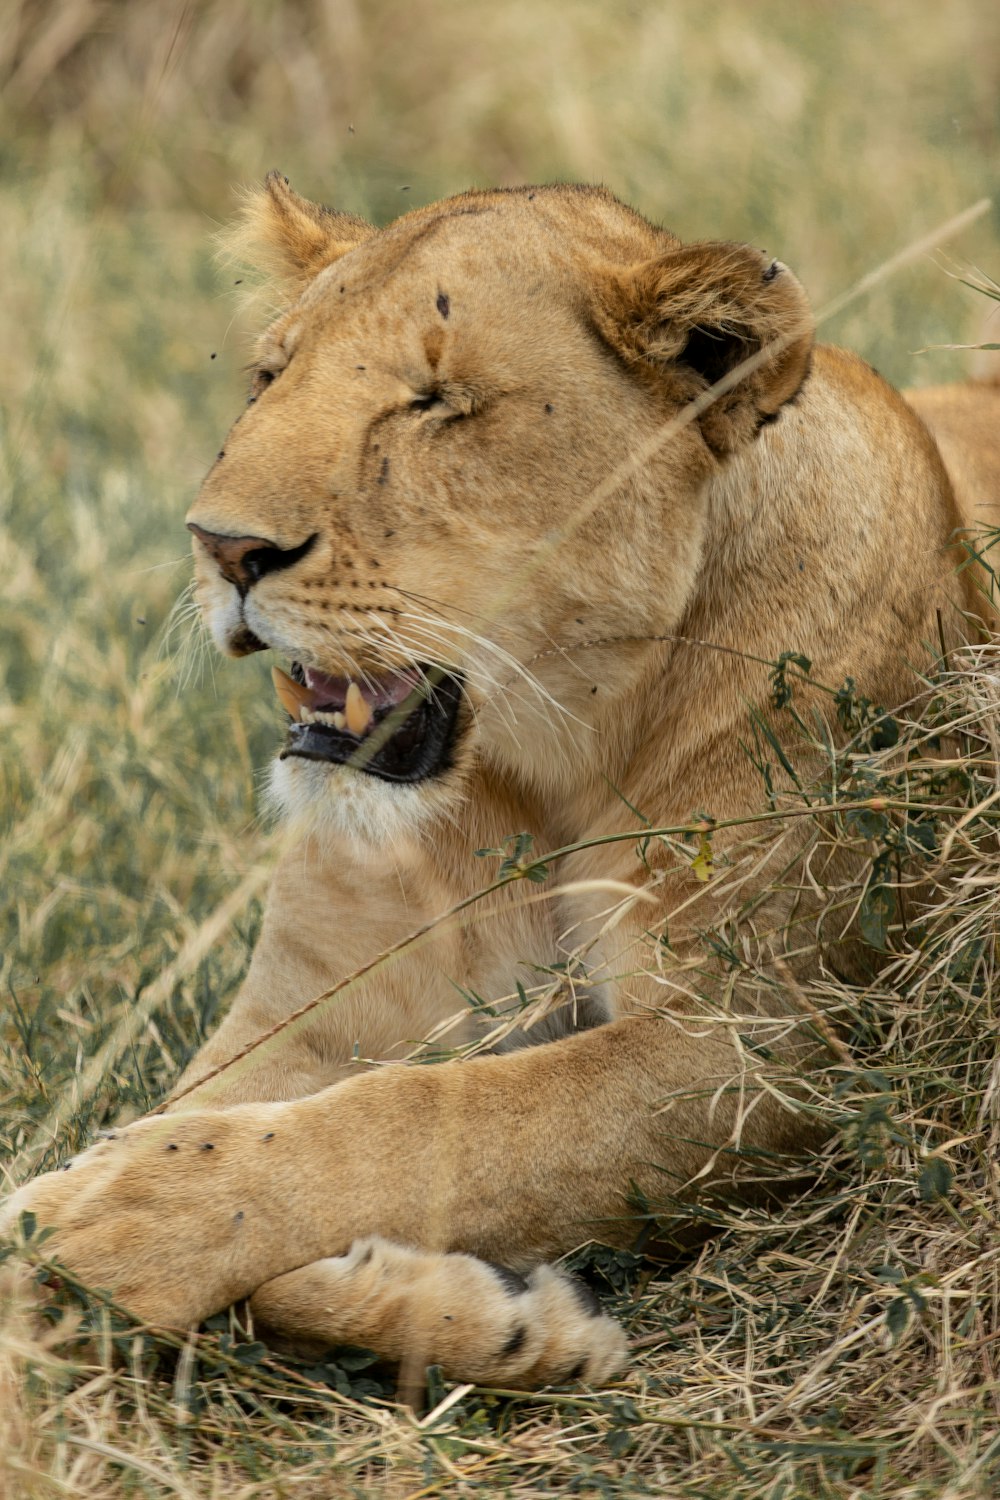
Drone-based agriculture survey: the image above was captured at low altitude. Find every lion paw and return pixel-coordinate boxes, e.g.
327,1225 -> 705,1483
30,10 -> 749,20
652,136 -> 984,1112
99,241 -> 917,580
249,1237 -> 629,1388
0,1107 -> 298,1325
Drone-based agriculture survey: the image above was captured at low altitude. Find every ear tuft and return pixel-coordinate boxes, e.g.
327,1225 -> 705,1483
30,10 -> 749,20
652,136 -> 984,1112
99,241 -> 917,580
216,172 -> 375,301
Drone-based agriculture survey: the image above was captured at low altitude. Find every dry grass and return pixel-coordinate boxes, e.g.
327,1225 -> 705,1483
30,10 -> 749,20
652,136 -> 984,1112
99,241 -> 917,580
2,1 -> 1000,1495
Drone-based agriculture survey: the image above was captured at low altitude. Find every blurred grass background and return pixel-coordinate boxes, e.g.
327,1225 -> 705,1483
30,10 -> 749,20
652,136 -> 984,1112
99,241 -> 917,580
1,2 -> 999,1495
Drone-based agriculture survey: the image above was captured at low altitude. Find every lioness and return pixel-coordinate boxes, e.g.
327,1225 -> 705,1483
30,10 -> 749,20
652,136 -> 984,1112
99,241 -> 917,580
4,180 -> 999,1388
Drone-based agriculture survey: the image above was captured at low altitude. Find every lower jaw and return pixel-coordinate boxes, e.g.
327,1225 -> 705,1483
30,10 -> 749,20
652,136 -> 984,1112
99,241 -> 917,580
266,755 -> 440,846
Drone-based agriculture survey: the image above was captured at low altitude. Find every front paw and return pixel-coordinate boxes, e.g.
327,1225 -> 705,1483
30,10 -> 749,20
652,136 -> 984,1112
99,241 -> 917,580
1,1105 -> 303,1327
251,1239 -> 630,1388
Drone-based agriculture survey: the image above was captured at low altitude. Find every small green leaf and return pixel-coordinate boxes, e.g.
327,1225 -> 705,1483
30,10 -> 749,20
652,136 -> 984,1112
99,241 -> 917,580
606,1427 -> 635,1458
918,1156 -> 954,1202
834,676 -> 864,729
859,880 -> 895,951
231,1340 -> 270,1365
844,807 -> 888,840
425,1363 -> 447,1410
909,1286 -> 928,1315
886,1296 -> 910,1342
608,1395 -> 641,1424
868,713 -> 898,750
905,819 -> 937,855
336,1345 -> 380,1371
769,650 -> 812,709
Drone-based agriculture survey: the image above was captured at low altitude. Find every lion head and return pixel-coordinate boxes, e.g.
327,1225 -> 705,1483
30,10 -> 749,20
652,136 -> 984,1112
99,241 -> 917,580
187,176 -> 813,841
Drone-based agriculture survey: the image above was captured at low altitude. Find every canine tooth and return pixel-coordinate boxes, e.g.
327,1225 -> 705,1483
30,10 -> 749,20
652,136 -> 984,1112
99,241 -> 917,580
333,711 -> 346,731
300,709 -> 316,724
271,666 -> 310,723
345,681 -> 372,735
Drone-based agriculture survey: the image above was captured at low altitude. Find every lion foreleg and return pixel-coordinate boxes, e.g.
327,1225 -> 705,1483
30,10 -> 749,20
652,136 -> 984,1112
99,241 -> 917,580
2,1013 -> 810,1333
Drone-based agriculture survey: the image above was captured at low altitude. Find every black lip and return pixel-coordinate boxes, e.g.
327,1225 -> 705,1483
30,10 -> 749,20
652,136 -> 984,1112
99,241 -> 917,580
279,670 -> 464,784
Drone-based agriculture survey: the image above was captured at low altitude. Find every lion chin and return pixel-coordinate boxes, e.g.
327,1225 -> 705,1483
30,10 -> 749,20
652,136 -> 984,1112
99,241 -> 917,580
265,754 -> 446,849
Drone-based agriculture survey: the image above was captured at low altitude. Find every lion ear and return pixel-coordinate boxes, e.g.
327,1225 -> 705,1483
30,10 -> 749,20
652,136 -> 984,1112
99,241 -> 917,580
596,243 -> 815,454
219,171 -> 376,294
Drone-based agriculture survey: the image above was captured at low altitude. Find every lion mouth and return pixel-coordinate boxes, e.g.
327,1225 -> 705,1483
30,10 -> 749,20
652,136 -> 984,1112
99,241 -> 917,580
273,662 -> 463,784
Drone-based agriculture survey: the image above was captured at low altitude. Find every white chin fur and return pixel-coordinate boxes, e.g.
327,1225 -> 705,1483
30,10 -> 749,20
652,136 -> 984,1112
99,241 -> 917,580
266,755 -> 439,850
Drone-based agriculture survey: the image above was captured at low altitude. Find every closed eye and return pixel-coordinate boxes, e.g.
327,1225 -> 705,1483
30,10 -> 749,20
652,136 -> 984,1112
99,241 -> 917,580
409,387 -> 477,420
247,360 -> 287,403
251,369 -> 275,397
409,391 -> 445,412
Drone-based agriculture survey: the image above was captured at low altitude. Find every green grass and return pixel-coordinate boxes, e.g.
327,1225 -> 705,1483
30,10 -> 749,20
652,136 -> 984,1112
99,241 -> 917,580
2,1 -> 1000,1494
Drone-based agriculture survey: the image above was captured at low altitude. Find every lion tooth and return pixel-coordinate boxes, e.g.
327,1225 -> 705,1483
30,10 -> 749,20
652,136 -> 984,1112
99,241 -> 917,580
314,709 -> 349,731
271,666 -> 311,723
345,681 -> 372,735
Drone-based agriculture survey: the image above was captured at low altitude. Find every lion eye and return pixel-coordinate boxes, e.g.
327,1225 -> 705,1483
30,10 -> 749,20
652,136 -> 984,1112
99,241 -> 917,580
409,391 -> 443,412
409,389 -> 470,421
247,361 -> 287,405
248,366 -> 280,403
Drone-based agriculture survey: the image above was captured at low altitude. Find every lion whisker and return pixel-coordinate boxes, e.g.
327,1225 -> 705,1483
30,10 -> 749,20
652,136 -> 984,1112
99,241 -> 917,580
349,615 -> 508,740
397,610 -> 578,725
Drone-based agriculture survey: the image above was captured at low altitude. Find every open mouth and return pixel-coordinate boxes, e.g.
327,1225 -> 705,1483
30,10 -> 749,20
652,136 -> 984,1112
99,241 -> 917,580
272,662 -> 464,784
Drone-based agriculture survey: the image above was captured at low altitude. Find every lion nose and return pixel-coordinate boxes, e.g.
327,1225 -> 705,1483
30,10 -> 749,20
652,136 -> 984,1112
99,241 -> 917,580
187,524 -> 317,595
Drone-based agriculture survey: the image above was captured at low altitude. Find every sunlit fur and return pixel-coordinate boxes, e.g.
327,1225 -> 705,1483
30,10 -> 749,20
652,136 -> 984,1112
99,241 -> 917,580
6,179 -> 1000,1390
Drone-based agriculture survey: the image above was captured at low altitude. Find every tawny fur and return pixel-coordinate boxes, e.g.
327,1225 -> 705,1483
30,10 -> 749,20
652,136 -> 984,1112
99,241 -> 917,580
4,180 -> 1000,1391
